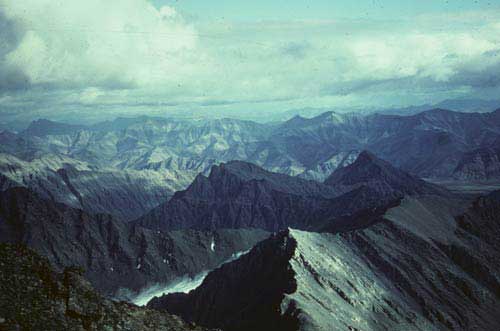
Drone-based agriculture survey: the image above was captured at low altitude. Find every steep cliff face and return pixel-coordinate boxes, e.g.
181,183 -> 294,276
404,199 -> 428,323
148,231 -> 300,331
0,243 -> 216,331
0,187 -> 268,297
149,192 -> 500,331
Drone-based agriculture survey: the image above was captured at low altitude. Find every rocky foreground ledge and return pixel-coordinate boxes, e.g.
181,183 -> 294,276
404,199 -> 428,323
0,243 -> 218,331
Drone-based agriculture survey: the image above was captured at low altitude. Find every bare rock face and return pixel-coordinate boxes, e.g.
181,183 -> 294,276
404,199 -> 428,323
0,187 -> 268,297
0,243 -> 217,331
148,231 -> 300,331
136,160 -> 342,232
137,155 -> 447,233
453,147 -> 500,180
149,192 -> 500,331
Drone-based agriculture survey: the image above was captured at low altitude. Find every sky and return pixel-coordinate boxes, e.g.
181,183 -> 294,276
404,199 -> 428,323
0,0 -> 500,123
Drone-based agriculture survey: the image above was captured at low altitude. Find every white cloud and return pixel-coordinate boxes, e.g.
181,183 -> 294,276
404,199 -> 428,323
0,2 -> 499,120
1,0 -> 199,88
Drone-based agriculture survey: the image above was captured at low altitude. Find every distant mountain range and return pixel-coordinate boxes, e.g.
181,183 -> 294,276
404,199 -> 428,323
4,108 -> 500,179
1,107 -> 498,222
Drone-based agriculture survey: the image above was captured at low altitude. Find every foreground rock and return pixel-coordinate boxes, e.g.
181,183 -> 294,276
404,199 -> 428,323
149,192 -> 500,331
0,243 -> 216,331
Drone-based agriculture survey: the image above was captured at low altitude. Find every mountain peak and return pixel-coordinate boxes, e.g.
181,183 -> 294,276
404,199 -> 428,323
24,119 -> 85,137
355,150 -> 378,163
136,161 -> 340,232
325,150 -> 447,197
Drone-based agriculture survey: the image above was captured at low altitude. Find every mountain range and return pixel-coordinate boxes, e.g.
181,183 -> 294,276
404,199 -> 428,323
1,107 -> 500,330
2,107 -> 497,222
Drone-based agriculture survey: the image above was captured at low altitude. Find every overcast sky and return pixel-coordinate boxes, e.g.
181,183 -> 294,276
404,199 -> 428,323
1,0 -> 499,123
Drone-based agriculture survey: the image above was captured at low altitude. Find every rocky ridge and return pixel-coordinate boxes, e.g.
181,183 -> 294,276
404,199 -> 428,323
148,191 -> 500,331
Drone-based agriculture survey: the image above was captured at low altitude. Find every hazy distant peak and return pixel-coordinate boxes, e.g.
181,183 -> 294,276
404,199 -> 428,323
23,118 -> 86,137
325,150 -> 447,197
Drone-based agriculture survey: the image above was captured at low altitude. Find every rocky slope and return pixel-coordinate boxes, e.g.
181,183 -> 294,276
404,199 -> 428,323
0,243 -> 216,331
453,147 -> 500,180
0,153 -> 191,221
149,192 -> 500,331
0,187 -> 268,297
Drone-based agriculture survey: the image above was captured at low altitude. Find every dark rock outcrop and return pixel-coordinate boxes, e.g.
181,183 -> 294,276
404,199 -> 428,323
135,159 -> 450,232
136,161 -> 341,232
137,157 -> 448,233
0,243 -> 216,331
148,231 -> 300,331
453,147 -> 500,180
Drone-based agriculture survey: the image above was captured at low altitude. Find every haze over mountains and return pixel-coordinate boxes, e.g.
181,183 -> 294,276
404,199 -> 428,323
1,107 -> 500,330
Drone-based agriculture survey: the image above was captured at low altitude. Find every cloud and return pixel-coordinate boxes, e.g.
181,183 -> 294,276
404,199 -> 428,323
0,0 -> 198,90
280,41 -> 311,59
0,2 -> 499,121
0,10 -> 30,92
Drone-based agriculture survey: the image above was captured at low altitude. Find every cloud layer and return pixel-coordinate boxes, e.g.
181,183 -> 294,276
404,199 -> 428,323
1,0 -> 197,90
0,0 -> 499,122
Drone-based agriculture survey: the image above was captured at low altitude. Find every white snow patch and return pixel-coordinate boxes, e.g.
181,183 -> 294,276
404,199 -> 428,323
131,272 -> 208,307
